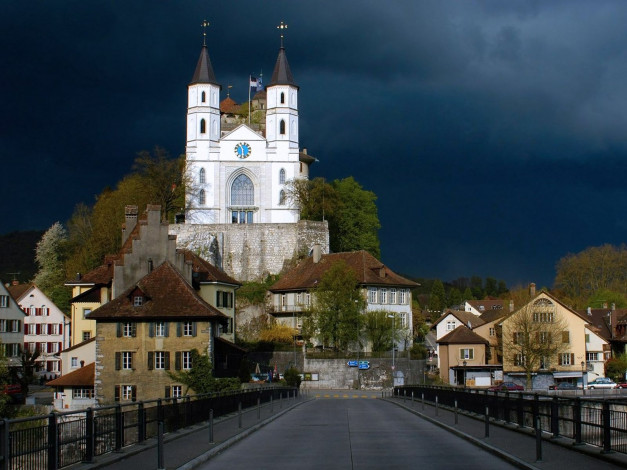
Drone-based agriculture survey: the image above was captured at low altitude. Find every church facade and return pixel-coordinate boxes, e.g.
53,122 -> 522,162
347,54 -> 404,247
174,31 -> 329,282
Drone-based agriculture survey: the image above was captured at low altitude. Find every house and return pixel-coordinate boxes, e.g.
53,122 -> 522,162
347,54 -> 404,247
88,261 -> 228,403
7,282 -> 70,380
431,309 -> 485,369
464,299 -> 510,317
498,288 -> 590,389
584,326 -> 609,384
436,326 -> 491,386
268,248 -> 418,351
0,282 -> 26,369
472,309 -> 510,366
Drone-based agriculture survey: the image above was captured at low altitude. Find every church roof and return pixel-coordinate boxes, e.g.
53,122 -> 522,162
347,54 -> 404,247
269,47 -> 298,88
220,96 -> 239,114
190,45 -> 220,86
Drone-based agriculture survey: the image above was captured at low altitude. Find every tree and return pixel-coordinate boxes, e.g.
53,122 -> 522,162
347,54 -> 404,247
362,310 -> 395,353
33,222 -> 71,311
500,298 -> 569,389
330,177 -> 381,258
428,280 -> 445,314
448,288 -> 462,309
309,261 -> 366,352
586,289 -> 627,309
462,287 -> 474,303
605,354 -> 627,382
10,348 -> 41,402
285,177 -> 339,222
470,276 -> 484,300
259,323 -> 298,344
283,366 -> 302,388
167,349 -> 240,394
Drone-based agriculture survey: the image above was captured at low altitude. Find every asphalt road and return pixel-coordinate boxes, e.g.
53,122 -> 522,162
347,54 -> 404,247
194,396 -> 518,470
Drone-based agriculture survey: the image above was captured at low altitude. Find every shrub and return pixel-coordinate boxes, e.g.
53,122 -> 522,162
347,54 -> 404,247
284,367 -> 302,388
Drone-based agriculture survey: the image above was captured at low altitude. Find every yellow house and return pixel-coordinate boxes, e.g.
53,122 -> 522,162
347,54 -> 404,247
499,290 -> 589,389
437,326 -> 489,386
472,310 -> 509,366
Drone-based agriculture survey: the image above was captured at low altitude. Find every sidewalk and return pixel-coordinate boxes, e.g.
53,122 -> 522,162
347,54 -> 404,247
385,394 -> 627,470
68,393 -> 309,470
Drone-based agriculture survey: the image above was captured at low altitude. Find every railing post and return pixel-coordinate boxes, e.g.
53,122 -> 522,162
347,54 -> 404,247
421,393 -> 425,410
602,401 -> 613,454
435,395 -> 439,416
550,396 -> 559,438
454,400 -> 458,425
84,408 -> 95,462
238,401 -> 242,429
535,415 -> 543,462
517,394 -> 524,427
257,396 -> 261,420
504,391 -> 510,424
484,405 -> 490,438
208,409 -> 214,444
0,420 -> 8,470
185,396 -> 192,428
47,413 -> 58,470
270,394 -> 273,412
137,402 -> 145,444
573,397 -> 583,445
157,421 -> 165,470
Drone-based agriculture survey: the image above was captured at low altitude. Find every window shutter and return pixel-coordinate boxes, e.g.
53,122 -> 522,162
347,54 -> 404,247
114,385 -> 120,402
36,324 -> 41,335
23,323 -> 27,334
165,322 -> 170,337
558,354 -> 562,365
216,292 -> 220,307
149,323 -> 154,338
165,386 -> 171,398
131,352 -> 135,370
176,322 -> 182,337
148,352 -> 154,370
571,353 -> 575,365
175,352 -> 181,370
116,323 -> 122,337
132,323 -> 137,337
59,324 -> 63,335
192,322 -> 197,337
165,352 -> 170,370
131,386 -> 137,402
115,352 -> 121,371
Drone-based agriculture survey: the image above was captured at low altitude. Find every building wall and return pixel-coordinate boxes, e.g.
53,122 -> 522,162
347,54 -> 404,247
95,320 -> 214,404
438,343 -> 486,384
472,320 -> 501,365
0,284 -> 25,368
61,341 -> 96,376
171,220 -> 329,282
585,326 -> 608,382
198,284 -> 237,343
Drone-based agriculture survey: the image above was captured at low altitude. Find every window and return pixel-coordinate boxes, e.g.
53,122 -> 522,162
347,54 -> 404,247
28,343 -> 36,353
155,322 -> 166,337
121,385 -> 135,401
82,331 -> 91,341
460,348 -> 474,360
51,324 -> 59,335
171,385 -> 182,398
305,293 -> 311,307
182,351 -> 192,370
5,344 -> 19,357
368,288 -> 377,304
201,91 -> 206,103
389,288 -> 396,304
539,356 -> 549,370
539,331 -> 550,344
489,327 -> 495,337
50,343 -> 60,353
41,306 -> 49,316
199,168 -> 206,184
586,352 -> 599,362
514,354 -> 525,366
0,320 -> 5,332
559,353 -> 572,366
10,320 -> 20,333
199,189 -> 206,205
134,296 -> 143,307
281,294 -> 286,308
279,190 -> 286,205
279,168 -> 286,184
380,289 -> 387,304
446,321 -> 456,331
71,357 -> 78,368
154,351 -> 166,370
280,92 -> 285,104
585,334 -> 590,343
232,210 -> 254,224
30,306 -> 36,316
296,293 -> 302,305
41,324 -> 48,335
0,295 -> 8,307
73,388 -> 94,399
122,352 -> 133,370
123,322 -> 136,337
83,308 -> 91,319
231,174 -> 254,206
183,322 -> 194,336
562,331 -> 570,344
399,289 -> 407,304
200,119 -> 206,134
512,332 -> 523,345
27,324 -> 36,335
279,120 -> 286,135
399,313 -> 407,329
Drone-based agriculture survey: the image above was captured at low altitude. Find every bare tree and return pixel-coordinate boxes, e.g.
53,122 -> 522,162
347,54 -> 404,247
500,297 -> 569,389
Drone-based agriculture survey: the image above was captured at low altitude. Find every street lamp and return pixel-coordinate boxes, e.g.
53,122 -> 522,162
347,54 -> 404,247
581,361 -> 586,389
387,314 -> 395,371
463,360 -> 467,387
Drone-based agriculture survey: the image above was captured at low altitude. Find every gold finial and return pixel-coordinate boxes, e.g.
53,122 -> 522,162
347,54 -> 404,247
277,21 -> 288,47
202,20 -> 210,46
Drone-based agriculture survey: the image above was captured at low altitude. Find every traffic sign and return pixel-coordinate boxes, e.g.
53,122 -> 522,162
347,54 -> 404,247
347,360 -> 358,367
359,363 -> 370,370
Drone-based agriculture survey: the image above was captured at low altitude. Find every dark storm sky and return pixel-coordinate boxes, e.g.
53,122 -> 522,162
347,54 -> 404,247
3,1 -> 627,288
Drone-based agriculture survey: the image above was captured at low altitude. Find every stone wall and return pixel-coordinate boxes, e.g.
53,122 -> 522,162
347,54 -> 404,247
170,220 -> 329,282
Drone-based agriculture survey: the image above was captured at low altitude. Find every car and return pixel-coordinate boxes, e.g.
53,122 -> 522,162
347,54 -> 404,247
549,382 -> 577,390
617,382 -> 627,389
586,377 -> 617,389
488,382 -> 524,392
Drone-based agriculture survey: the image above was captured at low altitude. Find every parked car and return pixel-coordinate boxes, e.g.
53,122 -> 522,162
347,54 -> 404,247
586,377 -> 617,389
616,382 -> 627,389
488,382 -> 524,392
549,382 -> 577,390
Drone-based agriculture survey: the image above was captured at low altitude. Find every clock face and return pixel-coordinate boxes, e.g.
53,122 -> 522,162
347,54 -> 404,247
234,142 -> 251,159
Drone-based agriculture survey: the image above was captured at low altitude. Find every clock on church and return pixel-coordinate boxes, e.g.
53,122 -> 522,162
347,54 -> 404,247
234,142 -> 251,159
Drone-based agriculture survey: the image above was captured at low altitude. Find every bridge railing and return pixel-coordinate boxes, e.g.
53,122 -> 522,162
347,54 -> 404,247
0,386 -> 297,470
394,385 -> 627,455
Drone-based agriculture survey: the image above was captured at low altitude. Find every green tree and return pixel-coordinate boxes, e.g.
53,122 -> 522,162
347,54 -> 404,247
485,277 -> 498,297
285,177 -> 339,222
448,287 -> 462,308
10,348 -> 41,402
470,276 -> 484,299
362,310 -> 395,352
605,354 -> 627,381
429,280 -> 445,314
167,349 -> 240,394
462,287 -> 474,302
310,261 -> 366,352
33,223 -> 71,311
586,289 -> 627,309
283,367 -> 302,388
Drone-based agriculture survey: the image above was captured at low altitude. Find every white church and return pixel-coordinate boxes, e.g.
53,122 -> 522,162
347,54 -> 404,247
171,27 -> 329,282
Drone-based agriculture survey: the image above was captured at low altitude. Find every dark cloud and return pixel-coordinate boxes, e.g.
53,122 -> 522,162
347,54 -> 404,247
3,1 -> 627,288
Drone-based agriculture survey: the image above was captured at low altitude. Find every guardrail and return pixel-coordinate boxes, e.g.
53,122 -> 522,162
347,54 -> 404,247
394,385 -> 627,454
0,386 -> 297,470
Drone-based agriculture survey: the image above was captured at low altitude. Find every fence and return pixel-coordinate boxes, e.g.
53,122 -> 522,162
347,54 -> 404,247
395,385 -> 627,454
0,386 -> 296,470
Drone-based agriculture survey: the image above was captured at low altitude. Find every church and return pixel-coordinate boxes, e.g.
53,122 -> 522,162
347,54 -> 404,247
171,25 -> 329,282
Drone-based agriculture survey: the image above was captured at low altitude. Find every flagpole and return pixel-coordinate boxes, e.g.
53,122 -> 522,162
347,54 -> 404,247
248,75 -> 251,126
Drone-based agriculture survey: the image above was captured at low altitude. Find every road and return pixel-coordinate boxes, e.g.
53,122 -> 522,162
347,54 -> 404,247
194,396 -> 519,470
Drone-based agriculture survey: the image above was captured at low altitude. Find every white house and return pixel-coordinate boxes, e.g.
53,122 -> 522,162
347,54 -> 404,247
0,282 -> 26,369
431,310 -> 485,370
585,326 -> 609,385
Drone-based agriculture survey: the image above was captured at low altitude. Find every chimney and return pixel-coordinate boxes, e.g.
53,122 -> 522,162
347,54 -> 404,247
122,205 -> 138,244
80,360 -> 85,368
529,283 -> 536,297
603,302 -> 608,309
11,280 -> 19,286
612,303 -> 616,311
312,245 -> 322,264
303,148 -> 308,155
75,273 -> 81,281
509,300 -> 514,312
148,258 -> 154,273
587,306 -> 592,316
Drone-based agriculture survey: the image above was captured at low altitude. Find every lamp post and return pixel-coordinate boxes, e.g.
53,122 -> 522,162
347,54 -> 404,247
388,314 -> 395,371
462,360 -> 467,387
581,360 -> 586,389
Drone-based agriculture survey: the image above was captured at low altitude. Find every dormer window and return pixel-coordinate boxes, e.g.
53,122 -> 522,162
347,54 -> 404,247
134,296 -> 143,307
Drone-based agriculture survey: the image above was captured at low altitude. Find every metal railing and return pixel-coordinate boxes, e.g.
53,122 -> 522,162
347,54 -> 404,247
0,386 -> 296,470
395,385 -> 627,454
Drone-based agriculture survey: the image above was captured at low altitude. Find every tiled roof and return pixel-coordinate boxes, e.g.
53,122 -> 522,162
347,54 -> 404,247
6,283 -> 32,301
466,300 -> 506,312
438,326 -> 489,345
61,337 -> 95,354
220,97 -> 239,113
182,250 -> 241,286
70,286 -> 102,303
47,363 -> 95,387
478,309 -> 509,324
67,262 -> 114,286
88,261 -> 227,321
432,310 -> 485,329
269,251 -> 418,292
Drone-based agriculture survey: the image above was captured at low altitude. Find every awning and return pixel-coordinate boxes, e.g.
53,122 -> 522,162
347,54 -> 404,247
553,371 -> 584,378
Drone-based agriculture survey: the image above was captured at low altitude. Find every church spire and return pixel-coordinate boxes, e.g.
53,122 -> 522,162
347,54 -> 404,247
269,21 -> 297,88
190,20 -> 219,86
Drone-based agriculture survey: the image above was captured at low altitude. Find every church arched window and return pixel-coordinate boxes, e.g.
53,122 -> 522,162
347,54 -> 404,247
199,168 -> 206,184
201,91 -> 206,103
199,189 -> 206,205
231,174 -> 254,205
279,190 -> 286,206
279,168 -> 286,184
200,119 -> 206,134
280,92 -> 285,104
279,120 -> 286,135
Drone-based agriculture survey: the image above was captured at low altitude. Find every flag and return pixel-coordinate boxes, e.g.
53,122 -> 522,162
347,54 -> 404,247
250,76 -> 259,94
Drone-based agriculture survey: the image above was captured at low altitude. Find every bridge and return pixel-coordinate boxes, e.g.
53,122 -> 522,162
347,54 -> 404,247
53,388 -> 626,470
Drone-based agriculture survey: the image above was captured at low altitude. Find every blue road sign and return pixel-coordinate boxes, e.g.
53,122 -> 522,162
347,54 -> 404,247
358,361 -> 370,365
359,363 -> 370,370
347,360 -> 358,367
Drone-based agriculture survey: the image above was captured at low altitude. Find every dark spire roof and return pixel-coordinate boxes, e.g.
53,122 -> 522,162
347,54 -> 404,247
190,45 -> 220,86
269,47 -> 298,88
